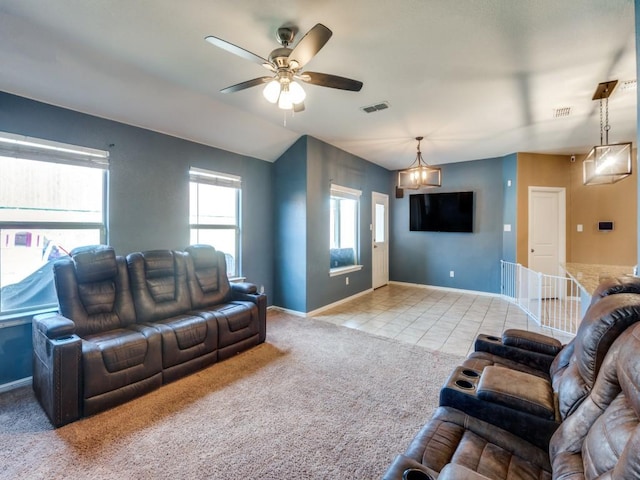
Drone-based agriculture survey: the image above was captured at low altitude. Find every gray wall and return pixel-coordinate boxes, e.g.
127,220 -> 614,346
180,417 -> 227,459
390,156 -> 506,293
502,154 -> 518,263
0,92 -> 274,384
273,136 -> 393,313
273,137 -> 308,312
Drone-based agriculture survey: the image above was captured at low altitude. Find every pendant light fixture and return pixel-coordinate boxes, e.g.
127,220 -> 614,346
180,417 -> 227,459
583,80 -> 632,185
397,137 -> 442,189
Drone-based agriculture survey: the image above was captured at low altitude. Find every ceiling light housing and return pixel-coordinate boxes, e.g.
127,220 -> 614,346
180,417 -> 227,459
397,137 -> 442,190
583,80 -> 632,185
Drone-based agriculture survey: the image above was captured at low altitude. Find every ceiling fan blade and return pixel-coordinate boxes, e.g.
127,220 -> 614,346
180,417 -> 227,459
220,77 -> 273,94
293,102 -> 305,113
205,36 -> 274,70
288,24 -> 332,69
300,72 -> 363,91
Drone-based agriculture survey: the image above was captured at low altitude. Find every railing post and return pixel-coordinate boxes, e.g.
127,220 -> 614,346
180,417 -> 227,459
536,271 -> 543,323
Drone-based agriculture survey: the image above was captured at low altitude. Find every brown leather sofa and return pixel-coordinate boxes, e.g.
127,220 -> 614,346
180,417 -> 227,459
384,320 -> 640,479
32,244 -> 266,427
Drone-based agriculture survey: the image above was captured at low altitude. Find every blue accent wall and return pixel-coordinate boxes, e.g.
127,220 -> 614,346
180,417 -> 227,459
502,154 -> 518,263
272,136 -> 393,312
273,137 -> 308,312
305,137 -> 392,311
0,91 -> 274,384
390,156 -> 505,293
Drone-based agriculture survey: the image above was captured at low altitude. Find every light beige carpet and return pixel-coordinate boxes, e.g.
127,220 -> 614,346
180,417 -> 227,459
0,310 -> 463,479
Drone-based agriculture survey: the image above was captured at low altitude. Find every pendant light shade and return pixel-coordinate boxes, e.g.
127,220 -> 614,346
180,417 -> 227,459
583,80 -> 632,185
397,137 -> 441,189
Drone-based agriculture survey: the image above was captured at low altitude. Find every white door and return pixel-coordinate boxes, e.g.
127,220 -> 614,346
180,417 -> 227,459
528,187 -> 566,298
372,192 -> 389,289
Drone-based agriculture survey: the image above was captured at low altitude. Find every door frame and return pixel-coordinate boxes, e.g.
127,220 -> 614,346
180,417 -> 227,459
371,191 -> 389,289
527,186 -> 566,274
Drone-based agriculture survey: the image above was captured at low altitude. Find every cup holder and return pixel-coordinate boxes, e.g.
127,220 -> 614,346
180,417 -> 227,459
486,335 -> 500,342
455,379 -> 474,390
402,468 -> 434,480
461,369 -> 479,378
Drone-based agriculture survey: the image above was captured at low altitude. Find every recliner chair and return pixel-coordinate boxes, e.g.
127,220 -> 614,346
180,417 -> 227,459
33,245 -> 163,426
383,320 -> 640,479
439,293 -> 640,448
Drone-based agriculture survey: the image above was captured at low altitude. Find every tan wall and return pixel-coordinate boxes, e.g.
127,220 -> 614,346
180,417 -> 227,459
516,153 -> 572,266
516,151 -> 637,267
568,152 -> 637,265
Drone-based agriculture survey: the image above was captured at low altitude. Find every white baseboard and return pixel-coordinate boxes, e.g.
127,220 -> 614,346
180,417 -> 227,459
389,281 -> 502,298
0,376 -> 31,394
270,288 -> 375,318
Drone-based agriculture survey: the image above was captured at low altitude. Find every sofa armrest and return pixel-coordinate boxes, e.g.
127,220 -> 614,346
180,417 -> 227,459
476,366 -> 556,420
502,329 -> 562,356
32,313 -> 82,427
474,333 -> 556,373
231,282 -> 258,294
230,285 -> 267,344
33,312 -> 76,339
438,464 -> 493,480
382,455 -> 437,480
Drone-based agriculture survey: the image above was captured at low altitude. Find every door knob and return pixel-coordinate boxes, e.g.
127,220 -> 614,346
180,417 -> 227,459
531,248 -> 535,253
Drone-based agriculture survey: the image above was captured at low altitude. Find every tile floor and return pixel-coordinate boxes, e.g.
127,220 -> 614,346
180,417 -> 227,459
311,283 -> 575,357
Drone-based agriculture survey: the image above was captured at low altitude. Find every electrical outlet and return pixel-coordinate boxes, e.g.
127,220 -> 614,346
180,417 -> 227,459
346,277 -> 349,285
450,271 -> 455,278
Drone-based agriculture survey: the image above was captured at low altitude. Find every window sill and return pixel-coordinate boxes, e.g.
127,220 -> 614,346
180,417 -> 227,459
329,265 -> 363,277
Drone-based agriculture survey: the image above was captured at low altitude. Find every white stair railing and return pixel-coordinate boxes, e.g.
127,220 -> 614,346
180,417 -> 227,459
501,260 -> 580,336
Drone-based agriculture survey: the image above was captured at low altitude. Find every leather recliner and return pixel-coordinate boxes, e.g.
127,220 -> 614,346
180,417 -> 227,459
185,244 -> 266,360
33,245 -> 163,425
465,275 -> 640,378
126,249 -> 219,383
383,321 -> 640,479
438,293 -> 640,448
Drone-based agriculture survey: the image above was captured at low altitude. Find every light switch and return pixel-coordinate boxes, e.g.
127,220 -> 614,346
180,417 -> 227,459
577,224 -> 583,232
504,224 -> 511,232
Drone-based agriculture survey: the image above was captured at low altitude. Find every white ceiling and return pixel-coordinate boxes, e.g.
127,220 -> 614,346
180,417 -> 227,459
0,0 -> 637,170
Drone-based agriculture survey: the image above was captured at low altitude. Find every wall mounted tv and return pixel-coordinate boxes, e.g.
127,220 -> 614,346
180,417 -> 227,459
409,191 -> 474,232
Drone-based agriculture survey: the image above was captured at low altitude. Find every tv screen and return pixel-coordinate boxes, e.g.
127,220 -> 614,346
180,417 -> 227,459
410,191 -> 474,232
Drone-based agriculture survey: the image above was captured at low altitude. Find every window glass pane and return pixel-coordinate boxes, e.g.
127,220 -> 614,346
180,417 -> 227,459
190,228 -> 237,276
375,203 -> 385,242
0,228 -> 101,313
190,182 -> 237,226
0,157 -> 104,223
329,193 -> 358,269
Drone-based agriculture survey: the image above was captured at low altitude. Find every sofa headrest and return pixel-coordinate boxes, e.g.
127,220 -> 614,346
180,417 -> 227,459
140,250 -> 177,279
591,275 -> 640,306
575,293 -> 640,385
185,244 -> 217,269
71,245 -> 118,284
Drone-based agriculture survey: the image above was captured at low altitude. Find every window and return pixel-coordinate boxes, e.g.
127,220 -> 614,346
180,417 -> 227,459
0,132 -> 108,317
189,168 -> 241,277
330,184 -> 362,275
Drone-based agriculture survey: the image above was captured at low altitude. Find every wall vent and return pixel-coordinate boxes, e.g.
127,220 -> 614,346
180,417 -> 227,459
553,106 -> 571,118
620,79 -> 637,92
361,101 -> 390,113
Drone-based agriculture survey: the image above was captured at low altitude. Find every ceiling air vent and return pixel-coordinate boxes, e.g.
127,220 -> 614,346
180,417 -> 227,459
553,107 -> 571,118
361,101 -> 390,113
620,79 -> 637,92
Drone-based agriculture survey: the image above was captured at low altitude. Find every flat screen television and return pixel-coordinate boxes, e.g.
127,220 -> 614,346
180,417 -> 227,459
409,191 -> 474,232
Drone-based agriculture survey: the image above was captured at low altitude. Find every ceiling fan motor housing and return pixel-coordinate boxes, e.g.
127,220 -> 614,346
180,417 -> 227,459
269,47 -> 293,69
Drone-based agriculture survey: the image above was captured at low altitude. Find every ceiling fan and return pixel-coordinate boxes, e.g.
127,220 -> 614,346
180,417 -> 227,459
205,23 -> 363,112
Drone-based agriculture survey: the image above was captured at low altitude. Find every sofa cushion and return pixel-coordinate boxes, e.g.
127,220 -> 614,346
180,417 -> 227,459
55,246 -> 137,336
127,250 -> 192,323
185,244 -> 231,308
82,325 -> 162,399
150,314 -> 218,369
405,407 -> 551,480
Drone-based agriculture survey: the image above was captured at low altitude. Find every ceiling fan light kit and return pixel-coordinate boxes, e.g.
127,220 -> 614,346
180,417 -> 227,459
583,80 -> 632,185
205,23 -> 363,112
397,137 -> 442,190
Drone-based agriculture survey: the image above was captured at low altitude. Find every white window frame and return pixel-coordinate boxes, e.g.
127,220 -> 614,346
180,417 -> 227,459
0,131 -> 109,319
189,167 -> 242,278
329,183 -> 363,276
